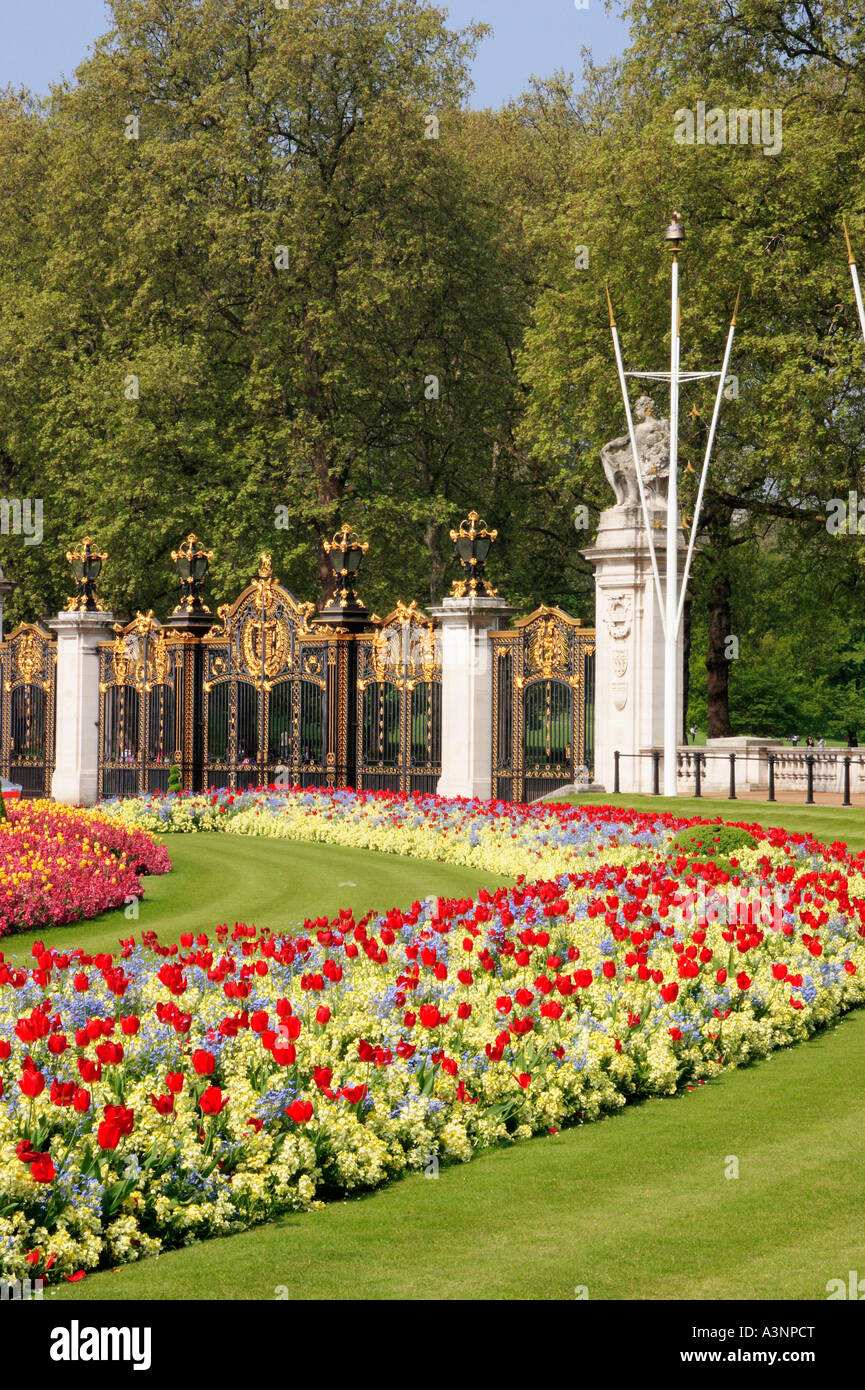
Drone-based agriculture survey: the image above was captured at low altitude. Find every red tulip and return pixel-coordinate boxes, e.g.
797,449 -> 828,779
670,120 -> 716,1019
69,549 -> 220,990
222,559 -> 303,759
286,1099 -> 313,1123
97,1121 -> 122,1150
19,1067 -> 45,1098
30,1154 -> 56,1183
192,1048 -> 215,1075
540,999 -> 563,1019
103,1103 -> 135,1137
199,1086 -> 228,1115
341,1084 -> 367,1105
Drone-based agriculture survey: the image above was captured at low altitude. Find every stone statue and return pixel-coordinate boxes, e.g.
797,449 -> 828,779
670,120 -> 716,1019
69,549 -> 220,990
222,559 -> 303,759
600,396 -> 670,509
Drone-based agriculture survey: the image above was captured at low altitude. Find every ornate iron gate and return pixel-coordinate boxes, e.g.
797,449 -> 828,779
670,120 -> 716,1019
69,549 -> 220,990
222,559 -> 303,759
491,606 -> 595,803
0,623 -> 56,796
202,556 -> 342,790
356,601 -> 442,793
98,613 -> 191,798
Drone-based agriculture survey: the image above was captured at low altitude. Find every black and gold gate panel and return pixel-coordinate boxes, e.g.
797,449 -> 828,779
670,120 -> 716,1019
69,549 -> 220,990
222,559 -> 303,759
202,555 -> 341,790
0,623 -> 57,796
356,601 -> 441,793
491,606 -> 595,803
98,613 -> 190,798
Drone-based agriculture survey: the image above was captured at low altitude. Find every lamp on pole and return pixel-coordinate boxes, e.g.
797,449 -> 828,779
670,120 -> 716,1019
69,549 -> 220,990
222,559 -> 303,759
607,212 -> 739,797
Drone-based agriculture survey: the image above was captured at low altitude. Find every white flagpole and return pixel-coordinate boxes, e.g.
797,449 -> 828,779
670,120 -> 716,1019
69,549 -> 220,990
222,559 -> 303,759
663,234 -> 681,796
844,218 -> 865,344
606,284 -> 667,629
676,288 -> 740,630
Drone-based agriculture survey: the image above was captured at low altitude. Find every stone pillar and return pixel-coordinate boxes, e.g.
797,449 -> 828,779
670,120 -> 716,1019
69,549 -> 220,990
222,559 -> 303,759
582,504 -> 685,794
431,594 -> 514,800
49,610 -> 115,806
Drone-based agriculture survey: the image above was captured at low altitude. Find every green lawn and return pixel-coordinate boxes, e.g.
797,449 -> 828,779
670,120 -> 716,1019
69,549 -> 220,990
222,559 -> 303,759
3,834 -> 513,964
10,801 -> 865,1301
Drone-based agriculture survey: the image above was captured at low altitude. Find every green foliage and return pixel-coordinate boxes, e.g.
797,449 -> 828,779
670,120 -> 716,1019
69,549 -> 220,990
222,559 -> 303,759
167,764 -> 182,793
671,823 -> 758,861
0,0 -> 546,622
687,520 -> 865,739
3,0 -> 865,733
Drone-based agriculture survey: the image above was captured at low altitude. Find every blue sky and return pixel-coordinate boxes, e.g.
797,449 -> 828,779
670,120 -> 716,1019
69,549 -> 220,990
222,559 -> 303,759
0,0 -> 630,107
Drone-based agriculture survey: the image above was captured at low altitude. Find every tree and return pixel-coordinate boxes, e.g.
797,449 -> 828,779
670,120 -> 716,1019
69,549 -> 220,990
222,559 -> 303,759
516,11 -> 865,732
0,0 -> 531,622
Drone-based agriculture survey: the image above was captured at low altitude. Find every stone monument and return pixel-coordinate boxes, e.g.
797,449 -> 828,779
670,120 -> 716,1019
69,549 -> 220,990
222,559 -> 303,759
582,399 -> 685,793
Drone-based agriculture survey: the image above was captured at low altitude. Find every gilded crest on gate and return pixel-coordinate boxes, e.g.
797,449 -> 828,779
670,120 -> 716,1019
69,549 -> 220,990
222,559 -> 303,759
110,633 -> 132,685
360,600 -> 440,691
241,612 -> 291,681
15,631 -> 44,684
527,615 -> 569,680
104,613 -> 171,691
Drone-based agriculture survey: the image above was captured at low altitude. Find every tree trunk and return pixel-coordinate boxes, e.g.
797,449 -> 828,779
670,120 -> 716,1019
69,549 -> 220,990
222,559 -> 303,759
303,336 -> 343,607
425,519 -> 447,605
313,441 -> 341,608
706,572 -> 733,737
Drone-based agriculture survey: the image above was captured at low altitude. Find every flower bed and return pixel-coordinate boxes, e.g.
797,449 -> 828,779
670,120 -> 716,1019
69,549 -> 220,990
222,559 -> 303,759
99,784 -> 848,882
1,798 -> 863,1282
0,802 -> 171,938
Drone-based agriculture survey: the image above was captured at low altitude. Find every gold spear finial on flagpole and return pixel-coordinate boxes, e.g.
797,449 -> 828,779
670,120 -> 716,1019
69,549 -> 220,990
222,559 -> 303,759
843,215 -> 855,265
605,281 -> 616,328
